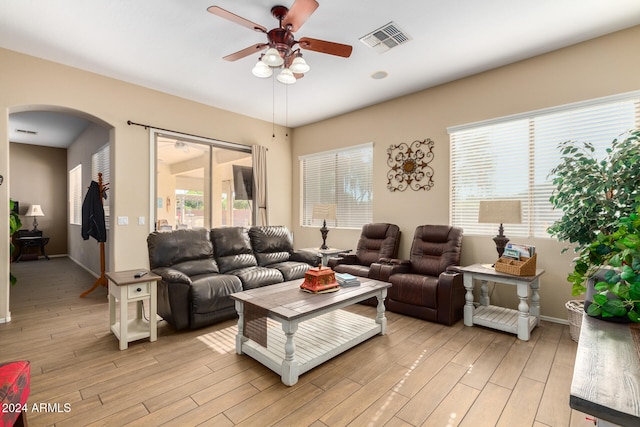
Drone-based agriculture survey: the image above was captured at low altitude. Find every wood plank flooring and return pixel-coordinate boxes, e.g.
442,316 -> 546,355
2,257 -> 595,426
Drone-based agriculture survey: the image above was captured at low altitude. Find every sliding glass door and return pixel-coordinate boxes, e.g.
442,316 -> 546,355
152,131 -> 253,231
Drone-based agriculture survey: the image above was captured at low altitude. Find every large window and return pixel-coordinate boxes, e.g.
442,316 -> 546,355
300,143 -> 373,229
449,92 -> 640,238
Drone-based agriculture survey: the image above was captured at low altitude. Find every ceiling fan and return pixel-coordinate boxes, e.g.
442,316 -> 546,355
207,0 -> 353,83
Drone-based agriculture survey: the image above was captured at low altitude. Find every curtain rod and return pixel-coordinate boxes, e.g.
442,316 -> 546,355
126,120 -> 250,150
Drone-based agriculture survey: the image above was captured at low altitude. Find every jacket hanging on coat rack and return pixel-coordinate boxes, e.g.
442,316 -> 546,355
81,180 -> 107,242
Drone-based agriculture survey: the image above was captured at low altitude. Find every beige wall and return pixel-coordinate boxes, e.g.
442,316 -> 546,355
9,142 -> 67,255
291,25 -> 640,320
0,47 -> 291,322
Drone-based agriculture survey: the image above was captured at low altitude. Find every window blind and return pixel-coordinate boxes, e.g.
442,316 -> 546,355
300,143 -> 373,229
69,164 -> 82,225
449,92 -> 640,238
92,144 -> 110,229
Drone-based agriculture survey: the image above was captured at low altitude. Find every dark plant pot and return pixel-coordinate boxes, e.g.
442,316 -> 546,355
583,269 -> 631,323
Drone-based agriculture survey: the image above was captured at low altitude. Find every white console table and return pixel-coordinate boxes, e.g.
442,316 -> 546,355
458,264 -> 544,341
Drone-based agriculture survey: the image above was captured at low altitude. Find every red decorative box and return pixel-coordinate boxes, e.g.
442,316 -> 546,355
300,266 -> 340,293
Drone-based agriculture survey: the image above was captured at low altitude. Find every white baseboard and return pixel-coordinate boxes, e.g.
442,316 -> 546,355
0,314 -> 11,323
540,315 -> 568,325
67,255 -> 99,279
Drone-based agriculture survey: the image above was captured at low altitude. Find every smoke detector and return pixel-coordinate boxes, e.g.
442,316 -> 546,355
359,22 -> 411,54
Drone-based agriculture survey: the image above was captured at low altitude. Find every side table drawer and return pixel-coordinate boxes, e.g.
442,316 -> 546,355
128,282 -> 150,298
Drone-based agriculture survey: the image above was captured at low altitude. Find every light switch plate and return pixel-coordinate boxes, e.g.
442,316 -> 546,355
138,216 -> 145,225
117,216 -> 128,225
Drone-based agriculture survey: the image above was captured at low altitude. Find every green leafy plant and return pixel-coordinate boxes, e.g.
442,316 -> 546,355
548,129 -> 640,297
568,207 -> 640,322
548,129 -> 640,253
9,199 -> 21,285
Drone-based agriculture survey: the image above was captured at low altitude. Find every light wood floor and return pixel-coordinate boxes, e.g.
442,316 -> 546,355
2,257 -> 594,427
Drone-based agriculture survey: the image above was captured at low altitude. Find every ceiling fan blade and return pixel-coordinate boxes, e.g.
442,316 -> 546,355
298,37 -> 353,58
207,6 -> 267,33
282,0 -> 319,32
223,43 -> 268,61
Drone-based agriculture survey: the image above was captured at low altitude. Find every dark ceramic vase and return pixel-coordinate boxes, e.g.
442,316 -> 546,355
583,269 -> 631,323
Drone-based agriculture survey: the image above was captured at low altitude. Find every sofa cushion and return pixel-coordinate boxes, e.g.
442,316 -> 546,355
229,266 -> 284,290
268,261 -> 310,281
410,225 -> 463,277
147,228 -> 215,269
172,259 -> 219,277
355,223 -> 401,266
211,227 -> 258,273
249,226 -> 294,266
190,274 -> 242,314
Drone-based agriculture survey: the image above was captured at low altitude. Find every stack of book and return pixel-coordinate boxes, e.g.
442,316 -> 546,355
336,273 -> 360,287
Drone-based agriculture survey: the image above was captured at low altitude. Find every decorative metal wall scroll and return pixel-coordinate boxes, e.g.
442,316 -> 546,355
387,138 -> 435,192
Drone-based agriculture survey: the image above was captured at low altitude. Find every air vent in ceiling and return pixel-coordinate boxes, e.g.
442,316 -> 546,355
359,22 -> 411,54
16,129 -> 38,135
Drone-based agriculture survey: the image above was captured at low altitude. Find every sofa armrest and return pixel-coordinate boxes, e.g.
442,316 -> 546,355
152,267 -> 192,285
436,270 -> 465,326
327,253 -> 358,269
378,257 -> 411,266
290,250 -> 321,266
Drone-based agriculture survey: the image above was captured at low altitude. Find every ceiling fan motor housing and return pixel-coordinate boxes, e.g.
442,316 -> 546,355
268,27 -> 296,60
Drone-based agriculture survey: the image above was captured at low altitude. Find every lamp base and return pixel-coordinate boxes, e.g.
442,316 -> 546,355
319,220 -> 329,250
32,217 -> 39,232
492,223 -> 509,257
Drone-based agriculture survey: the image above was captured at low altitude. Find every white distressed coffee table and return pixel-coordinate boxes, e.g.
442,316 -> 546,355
230,278 -> 391,386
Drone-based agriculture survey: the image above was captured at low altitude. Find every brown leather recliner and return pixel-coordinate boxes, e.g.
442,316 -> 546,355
370,225 -> 464,325
327,223 -> 401,278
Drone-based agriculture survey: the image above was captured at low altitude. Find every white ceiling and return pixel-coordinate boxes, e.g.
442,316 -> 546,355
3,0 -> 640,146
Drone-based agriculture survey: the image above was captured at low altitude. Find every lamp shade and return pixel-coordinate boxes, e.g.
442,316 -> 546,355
25,204 -> 44,217
289,56 -> 310,74
262,47 -> 284,67
251,60 -> 273,78
478,200 -> 521,224
312,204 -> 337,221
276,68 -> 296,84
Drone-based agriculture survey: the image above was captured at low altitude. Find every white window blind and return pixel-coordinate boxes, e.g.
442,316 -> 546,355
92,144 -> 110,229
449,92 -> 640,238
69,164 -> 82,225
300,143 -> 373,229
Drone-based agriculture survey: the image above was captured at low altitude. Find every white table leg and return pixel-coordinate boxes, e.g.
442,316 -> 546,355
463,274 -> 474,326
480,279 -> 490,306
119,287 -> 128,350
281,320 -> 299,386
529,278 -> 540,323
150,282 -> 157,343
376,289 -> 388,335
517,282 -> 530,341
235,300 -> 247,354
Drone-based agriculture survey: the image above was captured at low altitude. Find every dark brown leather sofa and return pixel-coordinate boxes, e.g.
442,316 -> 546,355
147,226 -> 319,330
327,223 -> 401,278
371,225 -> 464,326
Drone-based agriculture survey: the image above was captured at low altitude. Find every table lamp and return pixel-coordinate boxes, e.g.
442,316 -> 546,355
312,204 -> 337,250
25,204 -> 44,231
478,200 -> 521,257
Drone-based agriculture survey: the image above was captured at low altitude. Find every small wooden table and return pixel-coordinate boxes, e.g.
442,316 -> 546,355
14,236 -> 50,261
231,278 -> 390,386
106,270 -> 161,350
458,264 -> 544,341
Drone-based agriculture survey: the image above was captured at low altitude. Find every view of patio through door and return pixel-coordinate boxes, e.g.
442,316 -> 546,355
154,133 -> 253,231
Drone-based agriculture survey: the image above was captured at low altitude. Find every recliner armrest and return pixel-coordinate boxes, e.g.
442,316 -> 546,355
152,267 -> 192,285
436,270 -> 465,326
369,260 -> 412,281
378,257 -> 411,266
328,253 -> 358,268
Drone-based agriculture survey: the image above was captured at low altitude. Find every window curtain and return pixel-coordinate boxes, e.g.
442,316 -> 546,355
252,145 -> 268,226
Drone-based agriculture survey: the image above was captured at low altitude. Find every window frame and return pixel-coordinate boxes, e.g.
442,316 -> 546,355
69,164 -> 82,225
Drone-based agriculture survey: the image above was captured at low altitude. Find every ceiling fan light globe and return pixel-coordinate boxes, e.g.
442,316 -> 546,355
277,68 -> 296,84
262,48 -> 284,66
289,56 -> 310,74
252,60 -> 273,78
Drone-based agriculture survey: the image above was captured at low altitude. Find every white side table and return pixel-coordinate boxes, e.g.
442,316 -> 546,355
458,264 -> 544,341
107,270 -> 161,350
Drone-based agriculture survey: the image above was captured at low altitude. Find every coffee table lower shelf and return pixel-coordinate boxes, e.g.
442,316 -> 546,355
239,309 -> 381,385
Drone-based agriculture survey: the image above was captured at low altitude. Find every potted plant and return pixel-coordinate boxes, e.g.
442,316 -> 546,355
568,207 -> 640,322
548,128 -> 640,296
9,199 -> 21,285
